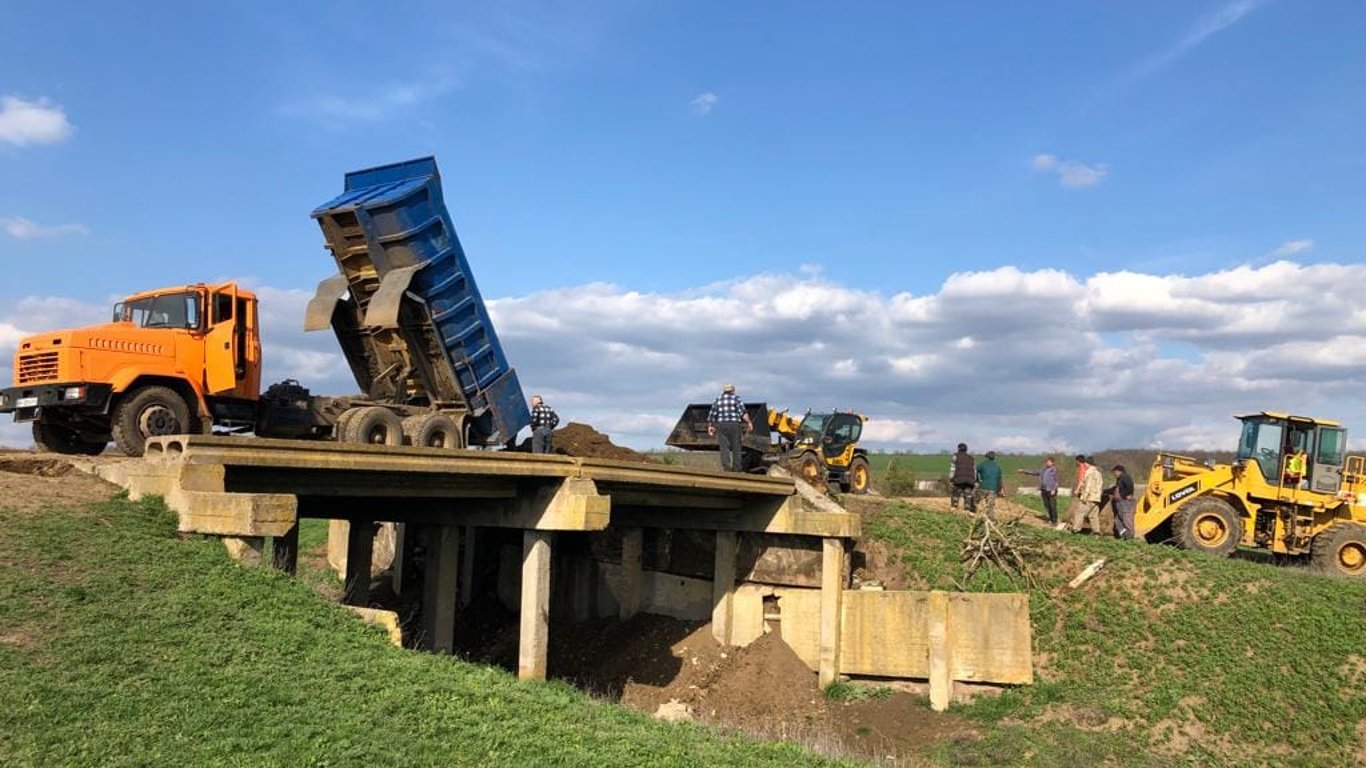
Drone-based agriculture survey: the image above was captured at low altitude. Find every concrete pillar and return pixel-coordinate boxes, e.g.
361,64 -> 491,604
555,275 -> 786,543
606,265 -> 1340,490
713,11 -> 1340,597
459,526 -> 478,607
519,530 -> 552,681
390,523 -> 408,596
818,537 -> 845,687
712,530 -> 738,645
342,519 -> 374,606
428,526 -> 460,654
271,525 -> 299,575
619,527 -> 643,620
223,536 -> 264,565
928,590 -> 952,711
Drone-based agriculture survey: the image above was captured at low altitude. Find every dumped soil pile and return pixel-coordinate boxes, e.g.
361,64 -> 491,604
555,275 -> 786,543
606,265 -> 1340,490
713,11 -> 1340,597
0,452 -> 122,513
0,456 -> 74,477
542,614 -> 979,762
550,422 -> 655,463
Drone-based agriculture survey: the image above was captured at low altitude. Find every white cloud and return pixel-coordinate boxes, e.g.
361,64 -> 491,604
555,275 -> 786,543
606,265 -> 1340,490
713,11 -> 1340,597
0,96 -> 73,146
5,259 -> 1366,456
2,216 -> 89,240
1135,0 -> 1264,78
1270,239 -> 1313,258
690,92 -> 718,116
283,81 -> 452,124
1032,153 -> 1108,188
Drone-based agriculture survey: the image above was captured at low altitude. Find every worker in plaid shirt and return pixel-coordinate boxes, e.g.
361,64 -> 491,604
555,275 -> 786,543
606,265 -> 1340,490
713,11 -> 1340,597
529,395 -> 559,454
706,384 -> 753,472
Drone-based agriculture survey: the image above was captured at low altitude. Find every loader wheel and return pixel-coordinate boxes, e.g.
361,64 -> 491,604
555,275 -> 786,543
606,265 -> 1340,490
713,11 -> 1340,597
32,419 -> 106,456
1310,523 -> 1366,577
343,406 -> 404,446
843,456 -> 872,494
795,451 -> 826,486
403,413 -> 464,449
111,386 -> 194,457
1172,497 -> 1242,557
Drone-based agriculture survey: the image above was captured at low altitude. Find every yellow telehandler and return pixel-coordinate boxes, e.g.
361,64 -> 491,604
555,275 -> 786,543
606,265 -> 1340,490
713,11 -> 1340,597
1135,411 -> 1366,576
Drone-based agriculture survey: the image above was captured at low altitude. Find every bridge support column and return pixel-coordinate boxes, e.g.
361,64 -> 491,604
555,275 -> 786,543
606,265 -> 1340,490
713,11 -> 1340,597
519,530 -> 553,681
271,525 -> 298,575
819,536 -> 845,687
712,530 -> 738,645
342,518 -> 374,606
426,525 -> 460,654
619,527 -> 643,620
459,526 -> 478,607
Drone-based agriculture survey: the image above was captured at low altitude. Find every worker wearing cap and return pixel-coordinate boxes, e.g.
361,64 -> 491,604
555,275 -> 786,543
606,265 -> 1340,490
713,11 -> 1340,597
1068,456 -> 1104,534
706,384 -> 753,472
975,450 -> 1003,518
529,395 -> 560,454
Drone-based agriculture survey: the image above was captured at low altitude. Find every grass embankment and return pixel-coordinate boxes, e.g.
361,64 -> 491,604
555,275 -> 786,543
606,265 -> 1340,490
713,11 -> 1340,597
864,501 -> 1366,767
0,496 -> 846,768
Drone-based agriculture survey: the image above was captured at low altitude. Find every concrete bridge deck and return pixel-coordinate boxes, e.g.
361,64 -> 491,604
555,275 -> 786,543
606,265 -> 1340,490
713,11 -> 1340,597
123,436 -> 859,684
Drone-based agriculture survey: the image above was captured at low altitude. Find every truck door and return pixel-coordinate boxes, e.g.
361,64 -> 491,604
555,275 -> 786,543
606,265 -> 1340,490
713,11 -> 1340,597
204,287 -> 239,395
1312,427 -> 1346,495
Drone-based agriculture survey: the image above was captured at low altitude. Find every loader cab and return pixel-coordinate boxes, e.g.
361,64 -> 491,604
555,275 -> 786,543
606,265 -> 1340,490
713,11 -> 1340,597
1235,413 -> 1347,495
821,412 -> 863,462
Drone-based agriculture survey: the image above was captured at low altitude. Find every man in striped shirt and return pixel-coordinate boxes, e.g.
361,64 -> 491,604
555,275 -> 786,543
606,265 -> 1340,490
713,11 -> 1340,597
529,395 -> 559,454
707,384 -> 753,472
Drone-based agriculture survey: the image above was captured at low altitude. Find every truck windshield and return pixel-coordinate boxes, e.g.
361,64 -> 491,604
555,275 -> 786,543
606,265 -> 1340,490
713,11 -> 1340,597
116,292 -> 200,330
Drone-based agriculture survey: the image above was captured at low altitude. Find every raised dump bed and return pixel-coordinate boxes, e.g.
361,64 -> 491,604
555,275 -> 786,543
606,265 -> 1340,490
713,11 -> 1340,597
306,157 -> 528,445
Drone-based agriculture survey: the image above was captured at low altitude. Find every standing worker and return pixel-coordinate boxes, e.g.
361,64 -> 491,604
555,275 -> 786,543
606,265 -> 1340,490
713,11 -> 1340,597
1111,464 -> 1136,539
949,443 -> 976,513
706,384 -> 753,472
975,450 -> 1003,518
1068,457 -> 1104,534
1019,456 -> 1059,525
529,395 -> 559,454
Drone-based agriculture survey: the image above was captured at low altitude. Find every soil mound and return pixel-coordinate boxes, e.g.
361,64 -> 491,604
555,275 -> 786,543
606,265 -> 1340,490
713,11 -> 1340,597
551,422 -> 655,463
0,456 -> 73,477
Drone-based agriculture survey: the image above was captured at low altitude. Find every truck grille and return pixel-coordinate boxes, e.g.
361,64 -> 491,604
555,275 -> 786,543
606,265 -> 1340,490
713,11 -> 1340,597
17,351 -> 60,384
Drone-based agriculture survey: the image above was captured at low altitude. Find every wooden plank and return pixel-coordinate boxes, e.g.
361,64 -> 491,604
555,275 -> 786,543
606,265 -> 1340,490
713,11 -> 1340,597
711,531 -> 738,645
519,531 -> 552,681
343,519 -> 375,606
618,527 -> 642,620
819,538 -> 845,687
271,524 -> 299,575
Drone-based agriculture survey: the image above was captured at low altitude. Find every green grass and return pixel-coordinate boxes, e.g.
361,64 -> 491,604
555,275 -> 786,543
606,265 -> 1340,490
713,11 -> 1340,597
0,496 -> 850,768
865,501 -> 1366,767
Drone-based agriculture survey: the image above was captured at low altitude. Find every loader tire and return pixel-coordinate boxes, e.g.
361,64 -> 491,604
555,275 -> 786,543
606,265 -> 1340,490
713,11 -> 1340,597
33,419 -> 105,456
794,451 -> 827,486
1171,497 -> 1242,557
403,413 -> 464,449
342,406 -> 404,446
111,386 -> 195,458
843,456 -> 872,494
1310,523 -> 1366,577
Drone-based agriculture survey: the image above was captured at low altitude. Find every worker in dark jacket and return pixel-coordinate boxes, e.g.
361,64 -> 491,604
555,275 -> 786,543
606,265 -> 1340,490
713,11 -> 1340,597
949,443 -> 976,512
1111,464 -> 1136,539
706,384 -> 753,472
529,395 -> 559,454
1019,456 -> 1059,524
975,451 -> 1003,518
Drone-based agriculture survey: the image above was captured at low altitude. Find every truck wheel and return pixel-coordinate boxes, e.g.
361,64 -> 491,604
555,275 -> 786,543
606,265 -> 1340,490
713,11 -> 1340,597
334,407 -> 362,440
343,406 -> 404,446
402,413 -> 464,449
33,419 -> 106,456
111,386 -> 194,457
1310,523 -> 1366,577
1171,497 -> 1242,557
844,456 -> 872,494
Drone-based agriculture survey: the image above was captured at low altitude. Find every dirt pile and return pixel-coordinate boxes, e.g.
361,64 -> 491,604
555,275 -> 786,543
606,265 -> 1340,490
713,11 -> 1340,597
550,422 -> 655,463
0,456 -> 74,477
0,452 -> 122,513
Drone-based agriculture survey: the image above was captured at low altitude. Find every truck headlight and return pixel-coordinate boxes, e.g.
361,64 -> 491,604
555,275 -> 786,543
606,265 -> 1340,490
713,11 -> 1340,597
63,386 -> 85,401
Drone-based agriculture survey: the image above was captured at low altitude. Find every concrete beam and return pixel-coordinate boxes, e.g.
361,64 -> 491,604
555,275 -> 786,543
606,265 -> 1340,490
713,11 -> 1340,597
819,537 -> 845,688
295,477 -> 609,531
611,494 -> 860,538
712,531 -> 738,645
343,519 -> 375,606
167,489 -> 298,538
429,526 -> 460,654
618,527 -> 642,620
519,531 -> 553,681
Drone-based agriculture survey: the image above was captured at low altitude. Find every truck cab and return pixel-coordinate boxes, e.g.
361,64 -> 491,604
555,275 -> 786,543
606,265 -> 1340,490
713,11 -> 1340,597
0,282 -> 261,455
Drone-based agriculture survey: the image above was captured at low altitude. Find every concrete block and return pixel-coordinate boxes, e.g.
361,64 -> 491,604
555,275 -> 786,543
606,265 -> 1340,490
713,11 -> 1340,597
347,606 -> 403,647
222,536 -> 264,565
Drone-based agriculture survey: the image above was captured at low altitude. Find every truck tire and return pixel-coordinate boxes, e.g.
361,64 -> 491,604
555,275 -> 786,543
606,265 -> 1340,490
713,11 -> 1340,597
342,406 -> 404,446
1310,523 -> 1366,577
1171,497 -> 1242,557
843,456 -> 872,494
111,386 -> 195,457
334,407 -> 362,441
402,413 -> 464,449
33,419 -> 106,456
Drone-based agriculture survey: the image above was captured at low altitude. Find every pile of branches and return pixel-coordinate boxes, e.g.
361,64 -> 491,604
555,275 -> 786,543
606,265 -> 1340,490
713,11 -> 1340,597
959,512 -> 1040,589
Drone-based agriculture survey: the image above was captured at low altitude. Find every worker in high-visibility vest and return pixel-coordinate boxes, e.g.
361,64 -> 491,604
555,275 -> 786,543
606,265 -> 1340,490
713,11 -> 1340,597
1284,450 -> 1308,487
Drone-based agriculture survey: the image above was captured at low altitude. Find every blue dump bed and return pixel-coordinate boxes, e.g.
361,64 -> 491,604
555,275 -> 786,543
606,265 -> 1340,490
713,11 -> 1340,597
308,157 -> 529,445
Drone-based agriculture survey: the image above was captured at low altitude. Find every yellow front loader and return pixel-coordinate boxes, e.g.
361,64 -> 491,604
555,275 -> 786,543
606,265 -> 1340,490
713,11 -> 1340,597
1135,412 -> 1366,576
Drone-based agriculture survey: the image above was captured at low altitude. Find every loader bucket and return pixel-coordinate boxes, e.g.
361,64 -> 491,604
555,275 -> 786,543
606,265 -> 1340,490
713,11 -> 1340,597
666,402 -> 772,454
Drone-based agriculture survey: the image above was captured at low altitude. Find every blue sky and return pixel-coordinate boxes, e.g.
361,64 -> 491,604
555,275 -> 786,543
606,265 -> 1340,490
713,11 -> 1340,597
3,1 -> 1366,450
